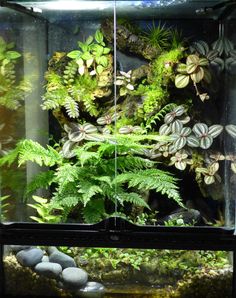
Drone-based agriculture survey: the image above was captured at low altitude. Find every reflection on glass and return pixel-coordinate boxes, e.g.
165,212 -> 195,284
4,245 -> 232,297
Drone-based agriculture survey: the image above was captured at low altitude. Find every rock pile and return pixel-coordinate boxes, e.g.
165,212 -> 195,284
9,245 -> 105,298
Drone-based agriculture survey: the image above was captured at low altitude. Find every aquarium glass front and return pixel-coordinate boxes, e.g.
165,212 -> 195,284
3,244 -> 233,297
0,0 -> 236,228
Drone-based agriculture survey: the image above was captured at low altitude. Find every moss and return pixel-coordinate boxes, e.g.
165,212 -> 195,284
4,255 -> 71,297
170,267 -> 233,298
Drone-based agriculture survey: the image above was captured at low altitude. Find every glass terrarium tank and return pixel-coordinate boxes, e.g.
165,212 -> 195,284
0,0 -> 236,297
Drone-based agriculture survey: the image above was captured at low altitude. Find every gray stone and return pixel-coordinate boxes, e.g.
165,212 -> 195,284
49,250 -> 76,269
42,255 -> 49,262
77,282 -> 105,298
62,267 -> 88,289
8,245 -> 31,253
16,248 -> 44,267
34,262 -> 62,278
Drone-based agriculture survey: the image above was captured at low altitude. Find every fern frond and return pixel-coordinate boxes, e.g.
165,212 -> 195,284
65,96 -> 79,118
18,140 -> 62,167
78,183 -> 103,206
73,147 -> 100,166
0,144 -> 20,167
54,164 -> 79,194
83,198 -> 106,223
146,103 -> 177,130
24,170 -> 55,199
116,191 -> 150,209
115,169 -> 183,207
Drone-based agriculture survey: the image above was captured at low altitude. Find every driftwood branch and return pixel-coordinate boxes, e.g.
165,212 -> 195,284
101,19 -> 160,61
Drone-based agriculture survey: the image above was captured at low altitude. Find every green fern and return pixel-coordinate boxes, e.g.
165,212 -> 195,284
145,103 -> 177,130
25,170 -> 55,200
115,169 -> 183,207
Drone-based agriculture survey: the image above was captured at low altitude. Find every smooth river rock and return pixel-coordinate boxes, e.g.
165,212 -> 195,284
34,262 -> 62,278
16,248 -> 44,267
62,267 -> 88,289
49,251 -> 76,269
8,245 -> 31,253
77,281 -> 105,298
41,255 -> 49,262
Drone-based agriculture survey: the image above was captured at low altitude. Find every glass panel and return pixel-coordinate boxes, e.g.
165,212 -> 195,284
114,1 -> 235,228
0,0 -> 235,228
0,7 -> 48,222
3,245 -> 233,297
0,3 -> 117,223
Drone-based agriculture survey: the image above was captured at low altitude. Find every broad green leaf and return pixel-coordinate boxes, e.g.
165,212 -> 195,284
86,58 -> 94,68
95,30 -> 104,44
76,58 -> 84,66
6,51 -> 21,60
93,44 -> 104,56
96,65 -> 104,74
67,50 -> 81,59
85,35 -> 93,45
175,74 -> 190,88
81,52 -> 93,60
96,55 -> 108,67
78,41 -> 88,52
103,47 -> 110,54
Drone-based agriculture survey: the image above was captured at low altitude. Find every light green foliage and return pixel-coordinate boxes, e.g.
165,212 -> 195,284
42,30 -> 112,118
0,195 -> 10,221
76,247 -> 228,275
0,136 -> 182,223
135,49 -> 184,122
27,196 -> 63,223
0,36 -> 31,109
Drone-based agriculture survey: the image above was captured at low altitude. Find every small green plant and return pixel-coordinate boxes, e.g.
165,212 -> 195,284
27,196 -> 64,223
0,134 -> 183,223
0,36 -> 31,110
0,195 -> 10,221
175,54 -> 211,101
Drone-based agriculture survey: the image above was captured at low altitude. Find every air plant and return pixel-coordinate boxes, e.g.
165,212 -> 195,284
141,21 -> 172,50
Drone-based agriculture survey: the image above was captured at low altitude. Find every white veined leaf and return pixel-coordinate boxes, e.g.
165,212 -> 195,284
226,124 -> 236,138
200,135 -> 213,149
193,123 -> 208,137
170,120 -> 183,133
187,135 -> 199,147
173,137 -> 187,150
204,175 -> 215,185
175,161 -> 187,171
126,83 -> 134,91
159,124 -> 171,136
208,125 -> 223,138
